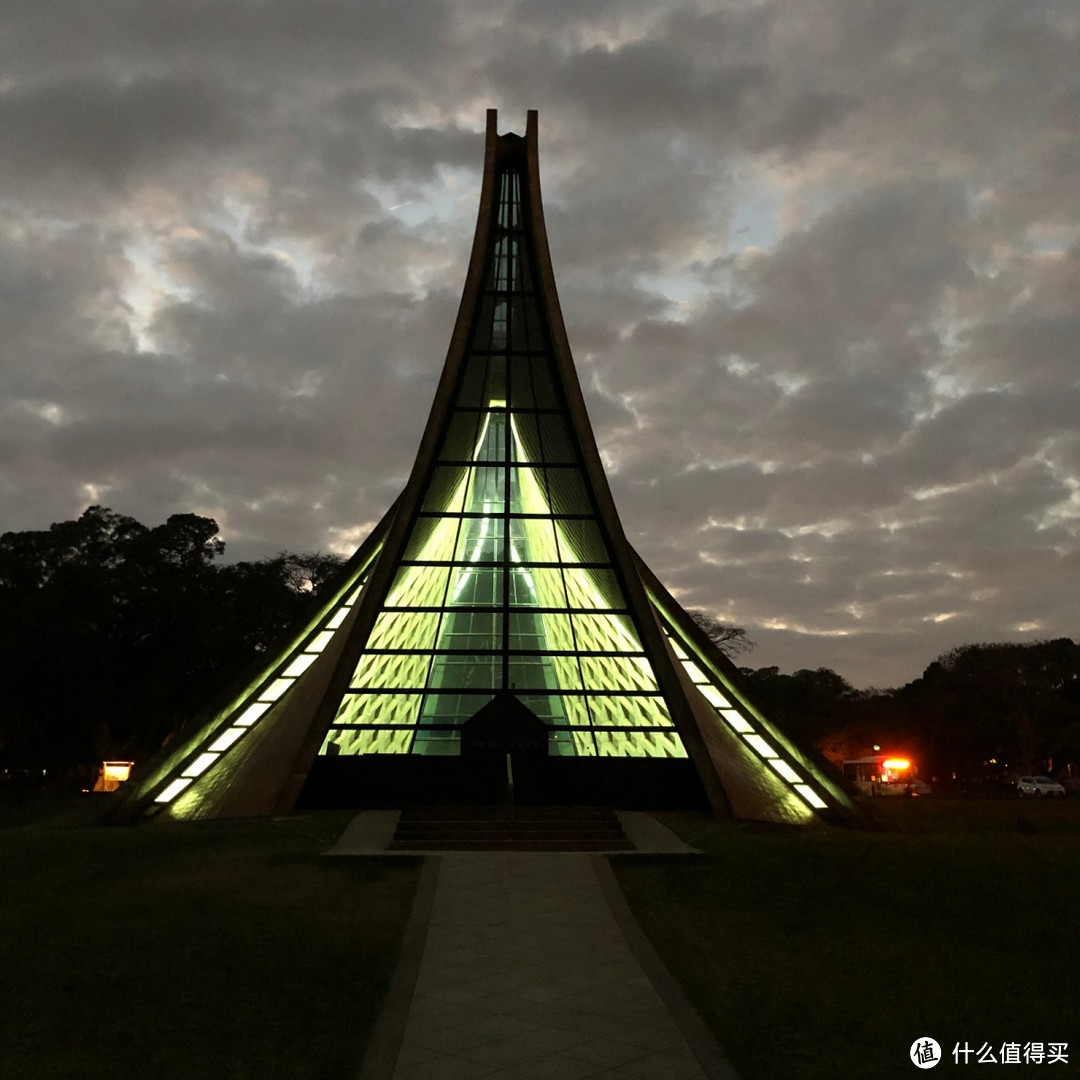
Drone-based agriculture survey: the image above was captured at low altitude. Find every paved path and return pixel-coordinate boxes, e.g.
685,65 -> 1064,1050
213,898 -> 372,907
361,852 -> 739,1080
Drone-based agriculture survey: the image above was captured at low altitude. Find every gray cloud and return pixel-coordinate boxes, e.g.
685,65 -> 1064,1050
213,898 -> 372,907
1,0 -> 1077,688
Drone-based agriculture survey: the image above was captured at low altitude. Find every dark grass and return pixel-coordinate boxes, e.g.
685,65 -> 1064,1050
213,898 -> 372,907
612,799 -> 1080,1080
0,798 -> 422,1080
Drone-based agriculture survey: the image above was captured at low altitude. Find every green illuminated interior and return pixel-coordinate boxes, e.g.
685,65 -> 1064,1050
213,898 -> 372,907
321,167 -> 685,760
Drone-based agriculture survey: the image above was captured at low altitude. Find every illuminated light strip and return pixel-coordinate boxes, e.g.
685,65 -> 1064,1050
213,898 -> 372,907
150,566 -> 374,807
794,783 -> 828,809
282,653 -> 318,678
743,733 -> 779,759
667,626 -> 832,813
154,777 -> 193,804
306,630 -> 334,653
259,678 -> 294,702
719,708 -> 753,733
235,702 -> 272,727
769,759 -> 801,784
698,684 -> 732,709
208,727 -> 247,753
182,752 -> 219,778
684,661 -> 709,684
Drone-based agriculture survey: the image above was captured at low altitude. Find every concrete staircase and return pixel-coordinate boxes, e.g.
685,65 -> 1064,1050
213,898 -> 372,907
387,805 -> 635,851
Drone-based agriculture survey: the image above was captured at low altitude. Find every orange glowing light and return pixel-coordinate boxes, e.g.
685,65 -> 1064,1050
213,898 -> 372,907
882,758 -> 910,771
93,761 -> 134,792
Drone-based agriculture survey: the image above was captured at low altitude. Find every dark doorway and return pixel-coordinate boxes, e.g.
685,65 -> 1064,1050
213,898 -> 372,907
460,692 -> 549,803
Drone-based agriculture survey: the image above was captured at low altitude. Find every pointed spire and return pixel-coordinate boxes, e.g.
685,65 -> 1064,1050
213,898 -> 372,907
106,112 -> 865,827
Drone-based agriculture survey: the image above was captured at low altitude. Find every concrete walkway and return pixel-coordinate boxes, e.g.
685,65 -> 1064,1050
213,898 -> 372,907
359,850 -> 740,1080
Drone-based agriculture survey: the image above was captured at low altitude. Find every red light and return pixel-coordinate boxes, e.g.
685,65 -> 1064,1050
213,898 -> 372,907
882,758 -> 910,771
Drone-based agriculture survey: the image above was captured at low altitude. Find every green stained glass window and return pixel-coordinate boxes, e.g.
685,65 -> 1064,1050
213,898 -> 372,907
350,652 -> 432,690
367,610 -> 443,652
572,612 -> 642,653
564,568 -> 624,610
441,412 -> 488,461
579,654 -> 659,694
449,564 -> 503,606
465,465 -> 506,508
321,163 -> 688,762
437,609 -> 502,650
543,468 -> 592,514
507,654 -> 582,691
386,564 -> 452,608
454,514 -> 504,562
421,468 -> 470,513
333,692 -> 423,728
511,517 -> 559,564
556,520 -> 611,564
427,653 -> 500,690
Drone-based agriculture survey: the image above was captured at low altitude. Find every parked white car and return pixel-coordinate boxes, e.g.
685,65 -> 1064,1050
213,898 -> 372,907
1016,775 -> 1066,797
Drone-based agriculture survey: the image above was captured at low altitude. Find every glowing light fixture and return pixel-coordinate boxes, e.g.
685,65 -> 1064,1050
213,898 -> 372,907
769,759 -> 801,783
93,761 -> 134,792
208,727 -> 247,753
306,631 -> 335,653
743,733 -> 779,759
154,777 -> 193,803
235,702 -> 273,727
794,783 -> 828,809
882,758 -> 910,771
258,678 -> 294,702
282,653 -> 318,678
182,752 -> 219,778
719,708 -> 753,733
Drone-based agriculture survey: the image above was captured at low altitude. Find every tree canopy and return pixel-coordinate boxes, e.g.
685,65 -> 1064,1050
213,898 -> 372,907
0,507 -> 342,781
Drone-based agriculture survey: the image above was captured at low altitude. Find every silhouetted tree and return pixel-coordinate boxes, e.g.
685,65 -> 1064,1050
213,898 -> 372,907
687,610 -> 755,657
0,507 -> 344,783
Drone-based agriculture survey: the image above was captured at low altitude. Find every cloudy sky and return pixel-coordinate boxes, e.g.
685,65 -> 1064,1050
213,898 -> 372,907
2,1 -> 1078,689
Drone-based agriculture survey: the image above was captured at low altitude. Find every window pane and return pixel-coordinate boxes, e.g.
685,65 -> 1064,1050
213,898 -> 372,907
386,564 -> 452,607
350,652 -> 433,690
465,465 -> 506,509
514,517 -> 559,563
367,610 -> 443,651
545,468 -> 592,515
556,519 -> 610,563
427,654 -> 499,690
507,654 -> 582,691
579,654 -> 659,693
448,564 -> 503,606
332,692 -> 423,727
421,467 -> 469,513
572,612 -> 642,653
585,695 -> 674,728
440,411 -> 486,462
437,610 -> 502,651
456,354 -> 488,407
454,514 -> 504,562
403,516 -> 462,562
564,567 -> 625,610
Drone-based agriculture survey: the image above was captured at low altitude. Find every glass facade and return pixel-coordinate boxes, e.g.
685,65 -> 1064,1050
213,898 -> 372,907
321,168 -> 686,760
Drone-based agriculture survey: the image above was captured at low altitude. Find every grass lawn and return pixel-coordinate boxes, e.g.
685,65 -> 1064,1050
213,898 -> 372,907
613,798 -> 1080,1080
0,797 -> 422,1080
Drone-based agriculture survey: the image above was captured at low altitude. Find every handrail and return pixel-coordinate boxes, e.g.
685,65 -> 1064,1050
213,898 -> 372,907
505,752 -> 514,822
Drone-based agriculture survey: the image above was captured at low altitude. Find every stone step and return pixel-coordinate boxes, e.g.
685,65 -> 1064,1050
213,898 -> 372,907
389,805 -> 633,851
393,829 -> 627,843
393,812 -> 626,829
399,805 -> 618,822
387,837 -> 635,852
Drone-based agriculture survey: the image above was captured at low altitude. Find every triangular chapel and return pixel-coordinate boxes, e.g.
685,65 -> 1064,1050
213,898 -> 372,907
108,112 -> 858,827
